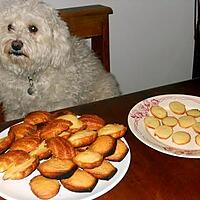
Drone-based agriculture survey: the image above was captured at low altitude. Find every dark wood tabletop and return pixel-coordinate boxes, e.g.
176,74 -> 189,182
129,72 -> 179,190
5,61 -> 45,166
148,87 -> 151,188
0,78 -> 200,200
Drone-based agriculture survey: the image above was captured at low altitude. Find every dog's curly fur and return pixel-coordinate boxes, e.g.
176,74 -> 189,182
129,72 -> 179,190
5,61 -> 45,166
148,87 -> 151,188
0,0 -> 120,121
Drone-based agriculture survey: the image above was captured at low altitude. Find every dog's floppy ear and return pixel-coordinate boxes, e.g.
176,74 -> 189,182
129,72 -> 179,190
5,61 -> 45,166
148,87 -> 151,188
48,9 -> 72,68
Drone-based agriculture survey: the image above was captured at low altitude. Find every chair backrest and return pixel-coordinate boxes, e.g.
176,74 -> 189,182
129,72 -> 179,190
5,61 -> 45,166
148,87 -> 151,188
0,5 -> 113,122
59,5 -> 113,72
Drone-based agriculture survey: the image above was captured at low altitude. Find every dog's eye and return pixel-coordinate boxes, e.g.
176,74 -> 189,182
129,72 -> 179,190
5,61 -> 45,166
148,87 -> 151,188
8,24 -> 14,31
28,25 -> 38,33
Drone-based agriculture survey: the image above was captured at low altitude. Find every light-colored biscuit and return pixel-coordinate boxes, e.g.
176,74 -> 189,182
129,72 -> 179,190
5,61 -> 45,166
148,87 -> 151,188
192,122 -> 200,134
61,169 -> 97,192
85,160 -> 117,180
162,116 -> 178,127
150,106 -> 167,119
3,156 -> 39,180
57,114 -> 86,133
106,139 -> 129,161
30,175 -> 60,199
195,134 -> 200,146
38,158 -> 77,179
68,129 -> 97,148
88,135 -> 116,157
172,131 -> 191,145
178,116 -> 196,128
186,109 -> 200,118
144,116 -> 160,129
97,123 -> 127,138
0,150 -> 30,172
169,101 -> 186,115
73,150 -> 103,169
154,125 -> 173,139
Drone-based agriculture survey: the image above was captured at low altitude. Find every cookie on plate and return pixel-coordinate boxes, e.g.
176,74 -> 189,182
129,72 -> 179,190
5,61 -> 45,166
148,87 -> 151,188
144,116 -> 160,129
195,134 -> 200,146
186,109 -> 200,118
30,175 -> 60,199
61,169 -> 97,192
85,160 -> 117,180
97,123 -> 127,139
106,139 -> 129,162
169,101 -> 186,115
162,116 -> 178,127
192,122 -> 200,134
68,129 -> 97,148
172,131 -> 191,145
154,125 -> 173,139
73,150 -> 103,169
150,106 -> 167,119
3,156 -> 39,180
178,116 -> 196,128
88,135 -> 117,157
38,158 -> 77,179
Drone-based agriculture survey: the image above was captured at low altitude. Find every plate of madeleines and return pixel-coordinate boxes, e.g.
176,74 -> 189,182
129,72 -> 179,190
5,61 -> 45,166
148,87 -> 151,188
0,110 -> 130,200
128,94 -> 200,158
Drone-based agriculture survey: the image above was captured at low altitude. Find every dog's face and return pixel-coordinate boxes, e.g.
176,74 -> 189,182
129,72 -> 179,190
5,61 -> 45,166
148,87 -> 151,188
0,0 -> 71,77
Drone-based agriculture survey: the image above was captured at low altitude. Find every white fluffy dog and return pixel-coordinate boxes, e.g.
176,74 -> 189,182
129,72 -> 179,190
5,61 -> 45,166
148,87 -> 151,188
0,0 -> 120,121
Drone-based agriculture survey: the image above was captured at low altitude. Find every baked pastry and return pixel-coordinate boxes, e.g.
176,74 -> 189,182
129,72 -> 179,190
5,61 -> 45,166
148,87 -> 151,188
169,101 -> 186,115
178,116 -> 196,128
57,114 -> 86,133
144,116 -> 160,129
29,140 -> 51,160
10,136 -> 41,153
40,119 -> 72,140
172,131 -> 191,145
85,160 -> 117,180
30,175 -> 60,199
97,123 -> 127,138
195,134 -> 200,146
0,150 -> 30,172
162,116 -> 178,127
38,158 -> 77,179
73,150 -> 103,169
61,169 -> 97,192
24,111 -> 52,125
154,125 -> 173,139
192,122 -> 200,134
46,137 -> 76,160
9,122 -> 37,140
150,105 -> 168,119
106,139 -> 129,161
0,129 -> 15,154
79,114 -> 105,130
88,135 -> 117,157
3,156 -> 39,180
186,109 -> 200,118
68,129 -> 97,148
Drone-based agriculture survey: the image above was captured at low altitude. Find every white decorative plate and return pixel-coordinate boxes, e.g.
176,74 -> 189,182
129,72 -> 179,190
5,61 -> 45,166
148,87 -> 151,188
128,94 -> 200,158
0,127 -> 131,200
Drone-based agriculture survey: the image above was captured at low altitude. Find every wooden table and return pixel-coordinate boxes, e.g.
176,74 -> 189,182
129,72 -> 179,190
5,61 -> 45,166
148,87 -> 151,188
0,78 -> 200,200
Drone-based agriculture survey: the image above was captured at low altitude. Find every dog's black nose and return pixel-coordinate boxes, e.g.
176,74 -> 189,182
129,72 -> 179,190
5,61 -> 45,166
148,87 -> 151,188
11,40 -> 23,51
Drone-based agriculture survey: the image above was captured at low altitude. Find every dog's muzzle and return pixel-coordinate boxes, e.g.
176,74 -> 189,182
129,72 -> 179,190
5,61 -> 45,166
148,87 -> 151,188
9,40 -> 27,57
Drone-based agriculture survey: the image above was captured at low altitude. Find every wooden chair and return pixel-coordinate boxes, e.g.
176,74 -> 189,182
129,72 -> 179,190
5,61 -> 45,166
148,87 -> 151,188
193,0 -> 200,78
0,5 -> 113,122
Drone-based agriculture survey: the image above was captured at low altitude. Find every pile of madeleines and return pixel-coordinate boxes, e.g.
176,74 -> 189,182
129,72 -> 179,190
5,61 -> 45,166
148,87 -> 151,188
144,100 -> 200,145
0,110 -> 129,199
